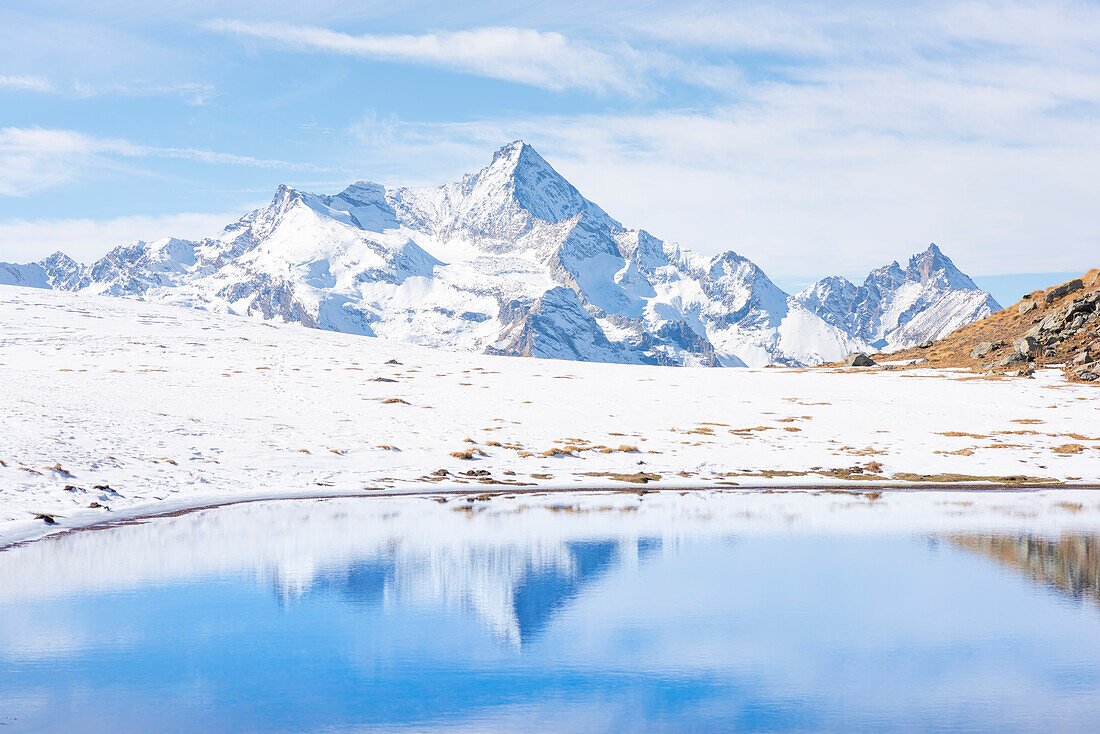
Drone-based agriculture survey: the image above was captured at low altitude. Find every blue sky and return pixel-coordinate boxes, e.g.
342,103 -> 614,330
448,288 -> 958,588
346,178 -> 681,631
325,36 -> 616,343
1,0 -> 1097,303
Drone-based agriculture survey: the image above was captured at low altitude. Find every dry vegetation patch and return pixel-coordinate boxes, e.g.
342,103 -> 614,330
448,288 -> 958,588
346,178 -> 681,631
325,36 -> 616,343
450,448 -> 488,460
581,471 -> 662,484
891,473 -> 1057,484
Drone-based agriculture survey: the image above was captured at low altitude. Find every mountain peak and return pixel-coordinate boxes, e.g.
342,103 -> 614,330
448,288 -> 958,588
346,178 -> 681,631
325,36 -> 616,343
459,140 -> 613,228
906,242 -> 978,290
480,140 -> 558,185
490,139 -> 534,163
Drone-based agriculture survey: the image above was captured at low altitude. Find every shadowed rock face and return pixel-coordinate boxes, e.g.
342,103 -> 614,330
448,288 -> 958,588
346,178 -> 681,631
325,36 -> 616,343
948,533 -> 1100,606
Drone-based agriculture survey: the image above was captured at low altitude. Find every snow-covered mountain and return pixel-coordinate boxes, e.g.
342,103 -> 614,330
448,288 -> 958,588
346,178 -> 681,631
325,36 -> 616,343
793,244 -> 1001,349
0,141 -> 997,366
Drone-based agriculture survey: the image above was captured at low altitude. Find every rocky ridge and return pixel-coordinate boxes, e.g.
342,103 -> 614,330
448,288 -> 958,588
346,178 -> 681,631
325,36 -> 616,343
882,270 -> 1100,383
0,141 -> 999,367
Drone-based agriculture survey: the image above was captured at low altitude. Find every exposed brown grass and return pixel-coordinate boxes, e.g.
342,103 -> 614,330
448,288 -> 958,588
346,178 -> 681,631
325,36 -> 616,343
450,448 -> 487,460
382,398 -> 409,405
1053,443 -> 1085,455
581,471 -> 662,484
891,472 -> 1056,484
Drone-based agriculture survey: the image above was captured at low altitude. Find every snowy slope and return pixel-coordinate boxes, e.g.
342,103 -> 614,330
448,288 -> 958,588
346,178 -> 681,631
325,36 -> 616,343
1,286 -> 1096,546
1,142 -> 994,365
794,244 -> 1001,350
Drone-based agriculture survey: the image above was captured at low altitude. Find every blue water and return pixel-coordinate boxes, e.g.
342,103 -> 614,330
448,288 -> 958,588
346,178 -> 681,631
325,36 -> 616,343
2,506 -> 1100,732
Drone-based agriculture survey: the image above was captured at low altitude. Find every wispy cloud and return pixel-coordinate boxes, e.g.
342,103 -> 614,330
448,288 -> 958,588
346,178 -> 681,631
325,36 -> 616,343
70,81 -> 217,106
0,75 -> 53,92
204,20 -> 641,93
344,89 -> 1099,279
0,74 -> 215,105
327,1 -> 1100,278
0,127 -> 325,196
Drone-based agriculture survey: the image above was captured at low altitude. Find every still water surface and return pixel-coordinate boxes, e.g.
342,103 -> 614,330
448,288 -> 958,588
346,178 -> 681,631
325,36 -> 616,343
2,492 -> 1100,732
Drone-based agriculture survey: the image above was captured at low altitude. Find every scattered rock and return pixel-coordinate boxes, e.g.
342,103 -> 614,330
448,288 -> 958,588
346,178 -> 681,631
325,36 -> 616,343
1045,278 -> 1084,303
917,340 -> 934,349
1018,300 -> 1038,315
970,341 -> 1003,359
431,469 -> 450,476
1037,314 -> 1064,332
844,353 -> 875,367
1012,336 -> 1040,357
1076,370 -> 1098,382
991,352 -> 1028,368
1073,351 -> 1092,365
370,377 -> 398,382
384,359 -> 401,365
33,513 -> 57,524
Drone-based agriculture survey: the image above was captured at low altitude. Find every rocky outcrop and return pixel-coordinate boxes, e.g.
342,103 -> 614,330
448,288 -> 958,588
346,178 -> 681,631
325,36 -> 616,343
993,276 -> 1099,381
970,341 -> 1003,359
881,271 -> 1099,383
844,352 -> 876,367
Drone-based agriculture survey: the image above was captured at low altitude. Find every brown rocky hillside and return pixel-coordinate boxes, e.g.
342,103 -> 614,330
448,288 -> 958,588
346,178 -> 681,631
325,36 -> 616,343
868,269 -> 1100,383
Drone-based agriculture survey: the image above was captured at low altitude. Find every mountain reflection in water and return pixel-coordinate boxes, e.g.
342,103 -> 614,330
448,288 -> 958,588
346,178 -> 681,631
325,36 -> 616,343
948,533 -> 1100,607
6,492 -> 1100,733
298,539 -> 650,645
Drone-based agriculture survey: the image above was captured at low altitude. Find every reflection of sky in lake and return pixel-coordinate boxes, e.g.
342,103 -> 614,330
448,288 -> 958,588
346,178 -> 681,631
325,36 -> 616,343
3,497 -> 1100,732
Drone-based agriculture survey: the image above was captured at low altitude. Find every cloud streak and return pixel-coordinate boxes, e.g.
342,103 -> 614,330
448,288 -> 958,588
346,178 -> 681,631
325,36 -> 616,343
0,127 -> 325,196
0,75 -> 53,92
204,20 -> 640,93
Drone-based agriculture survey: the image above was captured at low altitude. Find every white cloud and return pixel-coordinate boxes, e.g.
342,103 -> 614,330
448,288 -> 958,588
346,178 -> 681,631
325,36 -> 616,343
0,127 -> 324,196
0,212 -> 244,263
330,1 -> 1100,280
344,95 -> 1099,280
70,81 -> 217,106
0,75 -> 53,92
0,74 -> 213,104
204,20 -> 640,93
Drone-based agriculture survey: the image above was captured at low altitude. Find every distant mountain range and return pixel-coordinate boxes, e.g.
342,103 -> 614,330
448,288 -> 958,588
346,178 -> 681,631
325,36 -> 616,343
0,141 -> 1000,366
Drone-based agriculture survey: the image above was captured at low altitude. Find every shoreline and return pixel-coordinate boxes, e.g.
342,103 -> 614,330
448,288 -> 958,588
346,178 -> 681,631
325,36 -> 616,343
6,480 -> 1100,551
